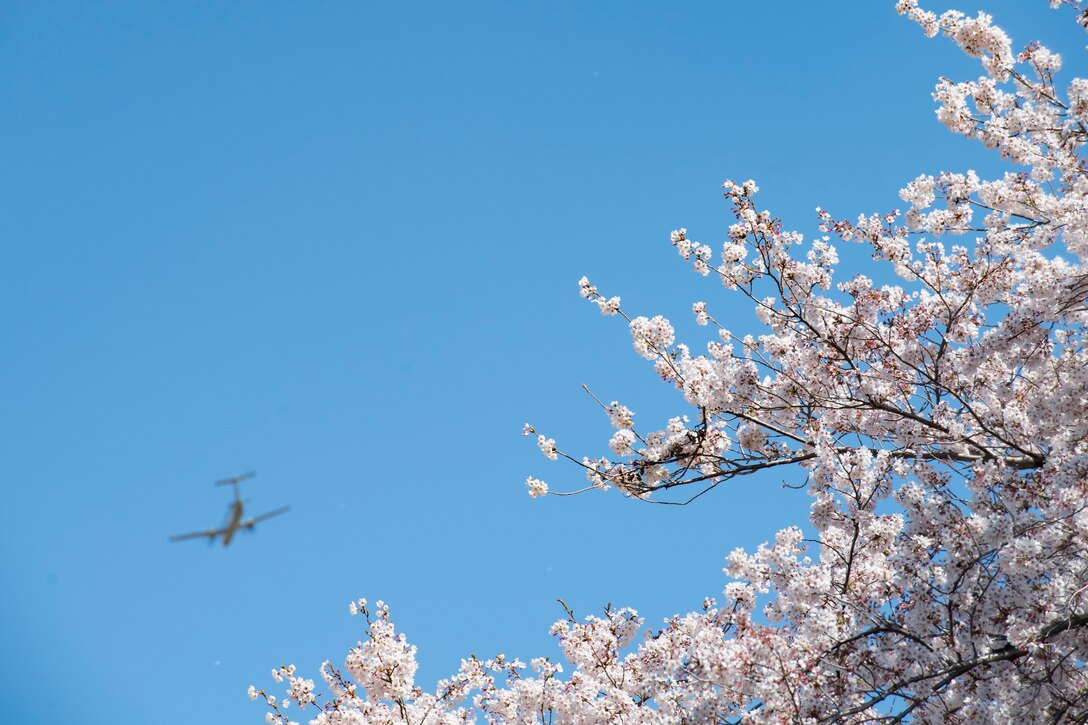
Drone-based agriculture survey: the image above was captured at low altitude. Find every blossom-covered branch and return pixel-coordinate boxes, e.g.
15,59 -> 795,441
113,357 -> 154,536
261,3 -> 1088,722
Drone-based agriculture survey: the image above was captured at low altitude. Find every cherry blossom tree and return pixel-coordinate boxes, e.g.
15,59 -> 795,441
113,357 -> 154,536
257,2 -> 1088,722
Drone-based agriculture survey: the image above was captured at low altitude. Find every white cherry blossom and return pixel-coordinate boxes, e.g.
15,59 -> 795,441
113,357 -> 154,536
260,4 -> 1088,722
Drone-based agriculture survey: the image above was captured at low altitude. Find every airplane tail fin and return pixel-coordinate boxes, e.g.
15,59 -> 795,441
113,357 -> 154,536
215,471 -> 257,486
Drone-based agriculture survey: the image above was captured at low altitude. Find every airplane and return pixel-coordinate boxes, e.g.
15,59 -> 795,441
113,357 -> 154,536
170,471 -> 290,547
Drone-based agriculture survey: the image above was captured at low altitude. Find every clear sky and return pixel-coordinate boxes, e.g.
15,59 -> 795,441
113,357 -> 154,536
1,2 -> 1084,723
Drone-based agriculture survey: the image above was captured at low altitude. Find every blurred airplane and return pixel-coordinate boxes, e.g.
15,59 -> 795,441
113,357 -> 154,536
170,471 -> 290,547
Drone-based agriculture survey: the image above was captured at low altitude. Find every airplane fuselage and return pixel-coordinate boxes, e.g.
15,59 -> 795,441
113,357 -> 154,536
221,499 -> 244,546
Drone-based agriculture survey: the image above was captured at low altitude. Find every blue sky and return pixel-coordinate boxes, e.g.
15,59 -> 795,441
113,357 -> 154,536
1,2 -> 1083,723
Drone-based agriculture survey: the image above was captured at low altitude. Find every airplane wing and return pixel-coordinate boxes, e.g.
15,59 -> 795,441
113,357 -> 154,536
243,505 -> 291,527
170,527 -> 227,542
